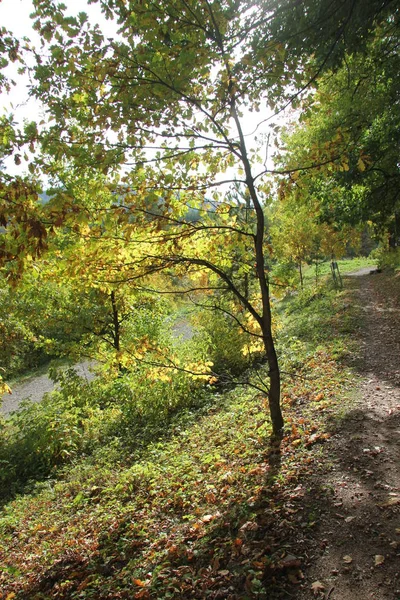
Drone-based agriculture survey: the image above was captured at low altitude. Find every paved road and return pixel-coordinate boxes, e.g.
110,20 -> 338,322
0,362 -> 95,416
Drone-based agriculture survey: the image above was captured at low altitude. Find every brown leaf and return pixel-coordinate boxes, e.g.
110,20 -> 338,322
374,555 -> 385,566
311,580 -> 325,596
281,554 -> 302,569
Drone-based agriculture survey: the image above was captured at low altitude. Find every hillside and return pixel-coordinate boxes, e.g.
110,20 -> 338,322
0,270 -> 398,599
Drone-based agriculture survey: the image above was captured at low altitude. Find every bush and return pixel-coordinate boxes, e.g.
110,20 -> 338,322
270,260 -> 300,294
0,361 -> 206,498
370,246 -> 400,271
0,370 -> 103,496
192,307 -> 256,377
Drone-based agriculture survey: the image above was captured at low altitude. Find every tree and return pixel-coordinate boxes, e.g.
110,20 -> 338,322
2,0 -> 394,432
271,203 -> 321,287
271,195 -> 361,288
277,15 -> 400,242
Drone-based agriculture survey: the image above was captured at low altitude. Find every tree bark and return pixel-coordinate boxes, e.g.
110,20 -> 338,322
261,304 -> 284,434
266,345 -> 283,434
110,290 -> 120,352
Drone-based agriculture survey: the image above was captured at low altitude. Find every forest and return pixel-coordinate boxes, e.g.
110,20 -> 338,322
0,0 -> 399,598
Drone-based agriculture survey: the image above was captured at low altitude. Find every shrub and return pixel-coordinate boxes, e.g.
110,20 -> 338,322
192,307 -> 255,378
370,246 -> 400,271
0,361 -> 206,498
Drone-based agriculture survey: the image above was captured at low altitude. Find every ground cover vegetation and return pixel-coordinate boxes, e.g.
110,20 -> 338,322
0,271 -> 364,599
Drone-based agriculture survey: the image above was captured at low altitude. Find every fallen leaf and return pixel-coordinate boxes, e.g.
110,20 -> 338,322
343,555 -> 353,564
378,497 -> 400,508
311,580 -> 325,596
202,514 -> 214,522
281,554 -> 301,568
374,555 -> 385,566
134,591 -> 150,600
239,521 -> 259,533
212,556 -> 220,573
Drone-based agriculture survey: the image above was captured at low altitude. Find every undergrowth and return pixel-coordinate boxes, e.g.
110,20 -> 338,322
0,277 -> 363,599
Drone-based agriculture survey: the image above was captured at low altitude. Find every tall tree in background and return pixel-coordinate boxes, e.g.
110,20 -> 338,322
277,13 -> 400,243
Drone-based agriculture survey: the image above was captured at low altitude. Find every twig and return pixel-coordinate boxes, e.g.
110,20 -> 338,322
325,586 -> 335,600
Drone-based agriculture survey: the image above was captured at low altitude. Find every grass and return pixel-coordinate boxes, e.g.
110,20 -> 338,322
0,368 -> 348,599
0,262 -> 368,599
303,256 -> 377,282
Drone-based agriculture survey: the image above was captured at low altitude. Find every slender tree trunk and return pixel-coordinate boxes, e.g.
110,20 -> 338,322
110,291 -> 120,352
243,189 -> 250,301
251,195 -> 284,434
225,65 -> 283,433
299,260 -> 304,287
110,290 -> 125,373
262,320 -> 284,434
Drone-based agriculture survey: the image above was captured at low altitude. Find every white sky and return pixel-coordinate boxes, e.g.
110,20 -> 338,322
0,0 -> 113,115
0,0 -> 288,180
1,0 -> 38,114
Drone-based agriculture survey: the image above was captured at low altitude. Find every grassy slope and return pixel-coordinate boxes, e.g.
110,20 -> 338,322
303,257 -> 377,282
0,276 -> 363,599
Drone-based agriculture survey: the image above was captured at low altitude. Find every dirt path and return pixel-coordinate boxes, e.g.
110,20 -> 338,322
297,272 -> 400,600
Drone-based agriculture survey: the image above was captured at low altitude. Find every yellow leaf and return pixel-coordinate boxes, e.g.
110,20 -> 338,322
357,157 -> 366,171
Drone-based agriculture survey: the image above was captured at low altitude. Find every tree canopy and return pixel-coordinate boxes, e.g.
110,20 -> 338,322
278,12 -> 400,241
